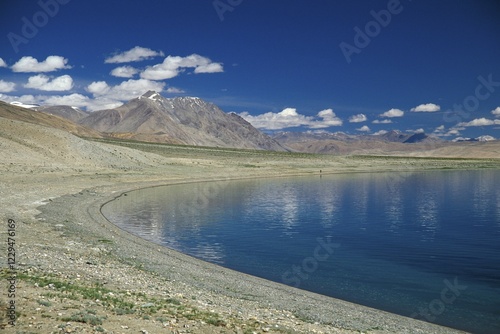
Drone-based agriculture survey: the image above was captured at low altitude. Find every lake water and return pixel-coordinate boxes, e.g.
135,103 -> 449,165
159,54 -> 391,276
101,170 -> 500,333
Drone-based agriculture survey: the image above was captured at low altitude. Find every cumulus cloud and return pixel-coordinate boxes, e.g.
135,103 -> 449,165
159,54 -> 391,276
239,108 -> 309,130
194,62 -> 224,74
238,108 -> 342,130
458,118 -> 500,127
356,125 -> 370,132
372,119 -> 392,124
0,58 -> 7,67
87,79 -> 165,101
411,103 -> 440,112
110,66 -> 139,78
312,109 -> 343,128
11,56 -> 71,73
86,81 -> 111,95
492,107 -> 500,117
141,54 -> 223,80
380,108 -> 404,118
0,80 -> 16,93
0,93 -> 89,109
43,93 -> 91,108
373,130 -> 388,135
348,113 -> 367,123
105,46 -> 164,63
24,74 -> 73,91
2,78 -> 166,111
433,125 -> 445,134
446,129 -> 461,136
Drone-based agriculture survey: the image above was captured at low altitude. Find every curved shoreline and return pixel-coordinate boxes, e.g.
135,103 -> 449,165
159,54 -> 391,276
4,148 -> 491,332
46,176 -> 467,334
4,118 -> 497,332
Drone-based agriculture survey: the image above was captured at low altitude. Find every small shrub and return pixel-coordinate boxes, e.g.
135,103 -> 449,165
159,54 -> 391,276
62,310 -> 105,325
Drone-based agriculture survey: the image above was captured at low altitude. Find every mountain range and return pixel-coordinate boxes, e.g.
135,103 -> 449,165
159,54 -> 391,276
76,91 -> 285,151
2,91 -> 498,157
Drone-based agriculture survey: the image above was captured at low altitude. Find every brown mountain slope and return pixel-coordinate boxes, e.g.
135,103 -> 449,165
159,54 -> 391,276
0,101 -> 102,138
35,105 -> 90,123
78,91 -> 286,151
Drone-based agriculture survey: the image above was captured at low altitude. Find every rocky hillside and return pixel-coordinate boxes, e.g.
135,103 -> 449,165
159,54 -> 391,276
35,105 -> 90,123
78,91 -> 286,151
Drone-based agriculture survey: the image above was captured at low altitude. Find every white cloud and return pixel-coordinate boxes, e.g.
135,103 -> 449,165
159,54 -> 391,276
0,93 -> 86,109
238,108 -> 342,130
239,108 -> 308,130
373,130 -> 388,135
86,81 -> 110,95
110,66 -> 139,78
412,128 -> 425,134
24,74 -> 73,91
166,87 -> 185,94
0,80 -> 16,93
356,125 -> 370,132
372,119 -> 392,124
194,62 -> 224,74
2,78 -> 166,112
1,93 -> 123,112
46,94 -> 123,111
492,107 -> 500,117
311,109 -> 343,128
43,93 -> 91,108
411,103 -> 440,112
446,129 -> 461,136
0,58 -> 7,67
348,113 -> 367,123
11,56 -> 71,73
458,118 -> 500,127
0,93 -> 36,104
87,79 -> 165,103
434,125 -> 445,132
141,54 -> 223,80
105,46 -> 164,63
380,108 -> 404,118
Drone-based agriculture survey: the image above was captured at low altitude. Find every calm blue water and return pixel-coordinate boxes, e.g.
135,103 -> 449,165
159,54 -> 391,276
102,170 -> 500,333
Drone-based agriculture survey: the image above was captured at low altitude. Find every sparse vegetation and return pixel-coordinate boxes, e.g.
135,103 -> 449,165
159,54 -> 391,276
62,310 -> 105,325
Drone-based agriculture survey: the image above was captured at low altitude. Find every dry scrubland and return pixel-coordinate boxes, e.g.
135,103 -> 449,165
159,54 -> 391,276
2,116 -> 499,333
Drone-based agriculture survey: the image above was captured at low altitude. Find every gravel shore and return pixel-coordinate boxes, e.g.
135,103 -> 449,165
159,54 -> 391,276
2,132 -> 491,333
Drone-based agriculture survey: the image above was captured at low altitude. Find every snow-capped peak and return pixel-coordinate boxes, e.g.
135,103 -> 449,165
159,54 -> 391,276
477,135 -> 495,142
10,101 -> 39,109
141,90 -> 162,100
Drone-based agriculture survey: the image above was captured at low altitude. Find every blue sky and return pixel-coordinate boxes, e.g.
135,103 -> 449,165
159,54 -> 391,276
0,0 -> 499,139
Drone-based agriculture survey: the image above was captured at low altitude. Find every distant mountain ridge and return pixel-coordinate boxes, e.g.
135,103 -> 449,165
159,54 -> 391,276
35,105 -> 90,123
78,91 -> 286,151
272,130 -> 447,155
